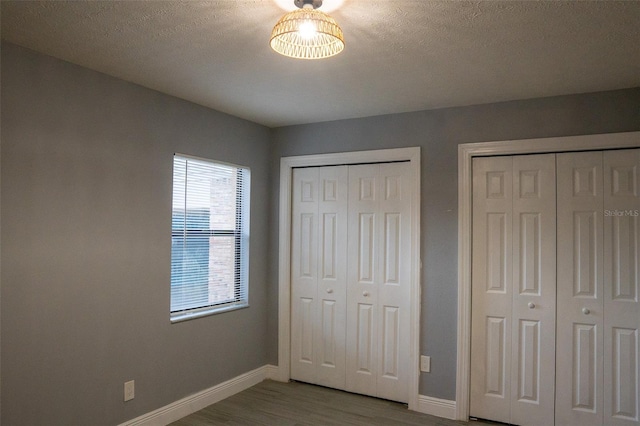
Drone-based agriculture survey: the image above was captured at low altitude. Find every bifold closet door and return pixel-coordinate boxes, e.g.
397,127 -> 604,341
556,149 -> 639,426
470,154 -> 556,426
291,166 -> 348,389
291,162 -> 412,404
345,162 -> 412,403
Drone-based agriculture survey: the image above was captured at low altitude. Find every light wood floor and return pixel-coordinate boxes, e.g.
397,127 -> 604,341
170,380 -> 495,425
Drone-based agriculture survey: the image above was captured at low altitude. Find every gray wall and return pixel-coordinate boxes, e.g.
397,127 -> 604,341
268,88 -> 640,399
1,43 -> 271,425
2,39 -> 640,424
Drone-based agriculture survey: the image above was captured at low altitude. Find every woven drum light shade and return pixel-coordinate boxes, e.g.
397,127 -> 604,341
270,8 -> 345,59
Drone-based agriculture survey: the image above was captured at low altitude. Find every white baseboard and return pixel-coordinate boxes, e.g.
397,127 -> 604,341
119,365 -> 454,425
264,364 -> 280,381
119,365 -> 276,426
415,394 -> 457,420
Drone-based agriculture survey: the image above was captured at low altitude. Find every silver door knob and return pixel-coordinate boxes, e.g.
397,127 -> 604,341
582,308 -> 590,315
326,288 -> 333,294
528,302 -> 536,309
363,291 -> 370,297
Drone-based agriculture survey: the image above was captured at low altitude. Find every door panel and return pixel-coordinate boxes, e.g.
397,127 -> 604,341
470,156 -> 513,424
347,165 -> 379,395
291,166 -> 348,388
517,319 -> 540,402
510,155 -> 556,426
604,149 -> 640,426
486,316 -> 507,397
358,213 -> 375,283
556,151 -> 604,426
356,303 -> 374,374
300,213 -> 315,277
291,168 -> 320,384
316,167 -> 349,388
611,215 -> 637,300
384,213 -> 401,284
382,306 -> 399,378
376,162 -> 411,402
518,212 -> 541,295
486,212 -> 508,293
320,299 -> 337,367
321,213 -> 337,279
299,297 -> 314,363
573,211 -> 599,297
611,328 -> 638,420
573,323 -> 597,411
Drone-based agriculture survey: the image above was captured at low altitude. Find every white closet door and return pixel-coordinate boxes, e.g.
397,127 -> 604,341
345,164 -> 379,395
603,148 -> 640,426
556,149 -> 640,426
510,155 -> 557,426
291,162 -> 412,402
291,167 -> 320,384
556,151 -> 605,426
470,154 -> 556,426
375,162 -> 412,402
345,162 -> 412,403
470,156 -> 514,424
291,166 -> 348,388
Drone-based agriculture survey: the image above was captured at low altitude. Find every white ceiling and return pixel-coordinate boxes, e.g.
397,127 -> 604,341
2,0 -> 639,128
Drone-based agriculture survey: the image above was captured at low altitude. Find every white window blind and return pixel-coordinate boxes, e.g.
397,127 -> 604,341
170,155 -> 250,322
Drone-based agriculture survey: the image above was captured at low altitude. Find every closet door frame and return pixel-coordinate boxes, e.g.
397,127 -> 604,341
277,147 -> 421,410
456,131 -> 640,421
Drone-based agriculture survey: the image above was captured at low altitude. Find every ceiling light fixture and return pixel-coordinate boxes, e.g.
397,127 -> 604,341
270,0 -> 345,60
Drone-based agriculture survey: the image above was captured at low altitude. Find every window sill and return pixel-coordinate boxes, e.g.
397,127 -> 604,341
170,302 -> 249,323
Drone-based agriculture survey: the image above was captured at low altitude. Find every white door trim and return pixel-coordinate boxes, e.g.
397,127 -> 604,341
456,131 -> 640,421
278,147 -> 421,410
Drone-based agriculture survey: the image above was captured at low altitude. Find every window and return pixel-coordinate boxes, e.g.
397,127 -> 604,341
170,154 -> 250,322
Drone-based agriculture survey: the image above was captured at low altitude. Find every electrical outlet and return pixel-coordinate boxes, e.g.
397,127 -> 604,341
420,355 -> 431,372
124,380 -> 135,402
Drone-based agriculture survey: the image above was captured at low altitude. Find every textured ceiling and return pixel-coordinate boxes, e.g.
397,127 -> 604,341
2,0 -> 639,127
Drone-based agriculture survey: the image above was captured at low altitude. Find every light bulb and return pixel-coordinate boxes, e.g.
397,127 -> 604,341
298,20 -> 317,39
